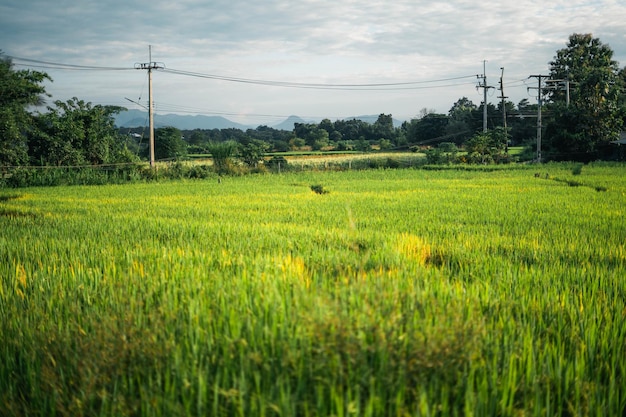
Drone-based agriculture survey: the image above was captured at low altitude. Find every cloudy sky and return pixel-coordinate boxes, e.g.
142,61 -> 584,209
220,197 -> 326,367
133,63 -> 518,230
2,0 -> 626,125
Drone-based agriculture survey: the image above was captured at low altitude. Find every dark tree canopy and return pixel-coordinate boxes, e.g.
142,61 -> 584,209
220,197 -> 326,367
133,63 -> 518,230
0,53 -> 51,166
545,33 -> 623,161
154,126 -> 187,161
30,98 -> 127,166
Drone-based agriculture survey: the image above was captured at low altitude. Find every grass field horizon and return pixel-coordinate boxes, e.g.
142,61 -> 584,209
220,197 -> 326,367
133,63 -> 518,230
1,163 -> 625,416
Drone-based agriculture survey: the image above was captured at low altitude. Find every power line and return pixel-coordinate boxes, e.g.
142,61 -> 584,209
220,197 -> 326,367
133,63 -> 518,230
7,56 -> 133,71
161,68 -> 478,90
8,54 -> 479,90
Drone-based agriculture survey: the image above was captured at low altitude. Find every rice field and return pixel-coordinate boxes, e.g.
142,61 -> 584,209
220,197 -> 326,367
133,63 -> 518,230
1,163 -> 625,416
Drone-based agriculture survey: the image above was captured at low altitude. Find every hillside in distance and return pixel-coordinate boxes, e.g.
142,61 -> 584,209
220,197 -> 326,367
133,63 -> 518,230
114,110 -> 404,131
114,110 -> 254,130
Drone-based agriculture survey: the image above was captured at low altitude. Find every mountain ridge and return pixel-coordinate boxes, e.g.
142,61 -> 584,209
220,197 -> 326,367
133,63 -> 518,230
114,110 -> 404,131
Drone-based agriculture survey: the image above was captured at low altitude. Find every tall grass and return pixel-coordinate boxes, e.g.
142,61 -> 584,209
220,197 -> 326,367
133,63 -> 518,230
1,164 -> 625,416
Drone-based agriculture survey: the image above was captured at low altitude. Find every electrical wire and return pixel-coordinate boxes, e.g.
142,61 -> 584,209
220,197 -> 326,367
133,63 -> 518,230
160,68 -> 479,90
8,55 -> 479,90
7,56 -> 133,71
7,54 -> 539,119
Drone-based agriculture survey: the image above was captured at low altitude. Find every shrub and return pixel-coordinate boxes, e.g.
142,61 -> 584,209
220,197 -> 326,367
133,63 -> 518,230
207,141 -> 238,174
572,163 -> 583,175
266,156 -> 289,172
310,184 -> 329,194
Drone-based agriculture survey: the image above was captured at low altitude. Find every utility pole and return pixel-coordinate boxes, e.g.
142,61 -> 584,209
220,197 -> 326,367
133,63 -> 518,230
498,67 -> 508,153
545,78 -> 571,107
135,46 -> 165,168
529,75 -> 547,163
477,61 -> 494,132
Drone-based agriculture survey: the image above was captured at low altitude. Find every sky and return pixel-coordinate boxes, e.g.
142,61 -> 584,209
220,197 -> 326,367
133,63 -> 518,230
2,0 -> 626,126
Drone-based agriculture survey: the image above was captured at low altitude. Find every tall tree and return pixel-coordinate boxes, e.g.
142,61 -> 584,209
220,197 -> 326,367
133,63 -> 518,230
0,53 -> 51,166
154,126 -> 187,161
238,137 -> 269,167
404,113 -> 449,145
30,98 -> 126,166
545,33 -> 623,161
373,114 -> 396,143
446,97 -> 479,144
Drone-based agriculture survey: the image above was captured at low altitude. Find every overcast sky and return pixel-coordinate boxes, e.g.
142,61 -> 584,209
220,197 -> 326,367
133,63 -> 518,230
2,0 -> 626,125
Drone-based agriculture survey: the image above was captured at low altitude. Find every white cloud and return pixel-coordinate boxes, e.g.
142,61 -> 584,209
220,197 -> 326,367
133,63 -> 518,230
2,0 -> 626,122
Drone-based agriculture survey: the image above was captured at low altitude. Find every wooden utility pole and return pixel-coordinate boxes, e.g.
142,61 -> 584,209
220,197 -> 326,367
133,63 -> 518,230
477,61 -> 494,132
135,46 -> 164,168
529,75 -> 547,163
498,67 -> 508,153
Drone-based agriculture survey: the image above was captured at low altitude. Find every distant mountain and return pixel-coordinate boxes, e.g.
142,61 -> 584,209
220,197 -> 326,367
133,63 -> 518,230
114,110 -> 254,130
114,110 -> 404,131
272,115 -> 404,130
272,115 -> 312,130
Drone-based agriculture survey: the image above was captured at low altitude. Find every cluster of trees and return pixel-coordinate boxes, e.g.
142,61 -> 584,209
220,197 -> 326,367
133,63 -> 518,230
545,33 -> 626,161
1,54 -> 138,168
2,33 -> 625,172
170,34 -> 626,163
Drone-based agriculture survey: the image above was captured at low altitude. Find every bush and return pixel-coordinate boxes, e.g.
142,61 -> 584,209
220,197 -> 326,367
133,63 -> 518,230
187,164 -> 212,179
310,184 -> 329,194
207,141 -> 238,174
266,156 -> 288,172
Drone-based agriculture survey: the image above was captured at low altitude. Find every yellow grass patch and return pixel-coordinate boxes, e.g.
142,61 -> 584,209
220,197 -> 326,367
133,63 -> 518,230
395,233 -> 432,266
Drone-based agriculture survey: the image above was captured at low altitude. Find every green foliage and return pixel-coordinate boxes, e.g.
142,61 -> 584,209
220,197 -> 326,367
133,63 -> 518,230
425,142 -> 459,164
0,53 -> 51,166
545,33 -> 624,161
445,97 -> 479,143
207,140 -> 238,174
355,138 -> 371,152
154,126 -> 187,161
310,183 -> 329,194
237,138 -> 269,167
378,138 -> 393,150
373,113 -> 396,144
29,98 -> 127,166
367,157 -> 401,169
265,155 -> 288,171
403,113 -> 449,145
465,127 -> 509,164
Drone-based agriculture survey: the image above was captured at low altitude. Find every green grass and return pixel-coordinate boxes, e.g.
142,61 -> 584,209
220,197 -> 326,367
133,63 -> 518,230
1,163 -> 625,416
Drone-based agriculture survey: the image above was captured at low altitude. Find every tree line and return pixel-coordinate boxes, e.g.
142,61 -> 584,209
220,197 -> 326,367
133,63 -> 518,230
2,33 -> 625,175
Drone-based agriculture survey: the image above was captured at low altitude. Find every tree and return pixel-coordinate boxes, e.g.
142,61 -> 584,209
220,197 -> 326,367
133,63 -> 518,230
30,98 -> 127,166
446,97 -> 478,144
154,126 -> 187,161
289,137 -> 306,150
238,138 -> 269,167
187,129 -> 207,146
545,33 -> 623,161
508,99 -> 538,146
373,114 -> 396,144
294,123 -> 330,150
0,53 -> 51,166
425,142 -> 458,164
404,113 -> 448,144
465,127 -> 509,164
